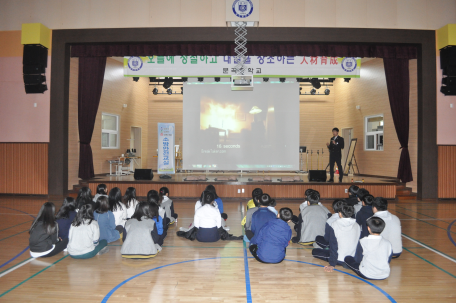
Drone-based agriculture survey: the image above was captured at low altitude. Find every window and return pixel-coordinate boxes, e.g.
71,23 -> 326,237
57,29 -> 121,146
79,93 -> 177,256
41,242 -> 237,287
365,115 -> 383,151
102,113 -> 119,149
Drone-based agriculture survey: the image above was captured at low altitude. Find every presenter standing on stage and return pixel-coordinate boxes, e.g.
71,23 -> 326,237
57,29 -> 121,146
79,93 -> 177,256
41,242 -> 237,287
326,127 -> 344,183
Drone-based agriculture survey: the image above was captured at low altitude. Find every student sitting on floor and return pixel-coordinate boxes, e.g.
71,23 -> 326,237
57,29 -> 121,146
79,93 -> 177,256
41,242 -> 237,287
159,187 -> 178,225
241,188 -> 263,228
75,186 -> 96,211
29,202 -> 68,258
194,190 -> 222,242
249,208 -> 293,264
121,202 -> 162,258
149,201 -> 165,246
246,188 -> 263,210
312,204 -> 360,271
344,216 -> 393,280
92,184 -> 108,203
148,190 -> 167,222
93,196 -> 121,243
68,204 -> 109,258
247,194 -> 277,240
353,188 -> 370,214
346,185 -> 360,207
371,197 -> 402,258
292,192 -> 330,245
315,200 -> 345,248
356,194 -> 375,239
56,197 -> 77,241
296,189 -> 331,226
123,187 -> 139,219
205,185 -> 229,230
108,187 -> 127,228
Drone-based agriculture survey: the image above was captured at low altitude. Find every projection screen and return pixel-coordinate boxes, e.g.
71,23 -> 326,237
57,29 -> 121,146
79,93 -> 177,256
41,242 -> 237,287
183,81 -> 299,171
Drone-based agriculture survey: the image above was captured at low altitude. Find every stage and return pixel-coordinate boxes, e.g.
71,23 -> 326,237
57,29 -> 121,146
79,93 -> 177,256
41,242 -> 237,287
80,172 -> 404,200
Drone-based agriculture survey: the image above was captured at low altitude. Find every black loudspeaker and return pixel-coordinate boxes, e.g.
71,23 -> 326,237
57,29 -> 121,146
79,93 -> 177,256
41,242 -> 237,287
25,84 -> 48,94
23,44 -> 48,94
308,170 -> 327,182
23,45 -> 48,67
134,169 -> 154,180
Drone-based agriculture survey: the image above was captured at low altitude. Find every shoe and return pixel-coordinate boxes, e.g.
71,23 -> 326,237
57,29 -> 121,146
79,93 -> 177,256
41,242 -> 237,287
327,179 -> 334,183
97,247 -> 109,256
342,262 -> 349,269
291,236 -> 299,243
223,226 -> 230,231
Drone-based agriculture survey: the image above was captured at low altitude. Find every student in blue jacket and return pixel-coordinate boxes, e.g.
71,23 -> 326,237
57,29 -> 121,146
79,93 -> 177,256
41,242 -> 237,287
356,194 -> 375,239
249,208 -> 293,264
247,194 -> 277,240
93,196 -> 121,243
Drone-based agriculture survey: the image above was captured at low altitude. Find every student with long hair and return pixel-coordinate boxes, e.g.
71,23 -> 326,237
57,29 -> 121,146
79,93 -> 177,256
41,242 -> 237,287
76,187 -> 95,210
159,187 -> 178,224
56,197 -> 77,240
148,190 -> 167,223
94,196 -> 121,243
93,184 -> 108,202
121,202 -> 162,258
205,184 -> 229,230
194,190 -> 222,242
149,201 -> 165,245
108,187 -> 127,228
29,202 -> 68,258
67,204 -> 108,258
123,187 -> 139,219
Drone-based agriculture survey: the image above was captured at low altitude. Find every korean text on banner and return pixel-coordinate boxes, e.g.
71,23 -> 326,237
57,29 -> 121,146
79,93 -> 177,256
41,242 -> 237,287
124,56 -> 361,78
158,123 -> 175,174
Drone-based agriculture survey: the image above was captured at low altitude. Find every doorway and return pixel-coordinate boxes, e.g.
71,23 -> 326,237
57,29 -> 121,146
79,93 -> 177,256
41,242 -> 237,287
130,126 -> 142,169
341,128 -> 353,168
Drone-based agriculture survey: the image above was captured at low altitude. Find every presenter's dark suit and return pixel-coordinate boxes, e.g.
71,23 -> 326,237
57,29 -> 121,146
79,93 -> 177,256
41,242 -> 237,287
328,136 -> 344,182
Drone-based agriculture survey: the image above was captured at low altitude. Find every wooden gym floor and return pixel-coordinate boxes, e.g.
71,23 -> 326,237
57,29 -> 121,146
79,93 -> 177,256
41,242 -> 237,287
0,196 -> 456,302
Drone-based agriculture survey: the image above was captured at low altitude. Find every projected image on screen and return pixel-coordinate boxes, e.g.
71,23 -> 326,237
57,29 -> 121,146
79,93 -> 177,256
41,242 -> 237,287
183,82 -> 299,171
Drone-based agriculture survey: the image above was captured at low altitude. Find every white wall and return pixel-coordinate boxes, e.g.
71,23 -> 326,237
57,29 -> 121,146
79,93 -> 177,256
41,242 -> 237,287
0,0 -> 455,30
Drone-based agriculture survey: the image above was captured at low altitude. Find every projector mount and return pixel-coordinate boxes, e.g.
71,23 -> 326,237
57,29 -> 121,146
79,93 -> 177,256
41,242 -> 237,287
232,21 -> 253,90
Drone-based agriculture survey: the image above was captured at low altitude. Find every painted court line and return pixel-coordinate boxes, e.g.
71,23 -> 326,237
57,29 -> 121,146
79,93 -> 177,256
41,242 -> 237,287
0,257 -> 34,278
0,255 -> 68,298
395,205 -> 453,224
0,230 -> 29,242
0,246 -> 30,269
447,219 -> 456,248
0,220 -> 33,232
392,209 -> 456,235
402,234 -> 456,264
403,248 -> 456,279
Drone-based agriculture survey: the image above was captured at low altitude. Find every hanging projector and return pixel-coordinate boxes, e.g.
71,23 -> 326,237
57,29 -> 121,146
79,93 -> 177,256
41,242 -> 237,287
231,75 -> 253,91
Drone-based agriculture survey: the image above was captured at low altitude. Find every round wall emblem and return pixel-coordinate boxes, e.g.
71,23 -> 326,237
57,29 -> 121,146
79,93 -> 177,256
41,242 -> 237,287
232,0 -> 254,18
341,57 -> 357,73
128,56 -> 143,71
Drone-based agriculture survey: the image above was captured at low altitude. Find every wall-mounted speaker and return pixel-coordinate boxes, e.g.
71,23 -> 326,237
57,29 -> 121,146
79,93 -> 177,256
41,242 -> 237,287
23,44 -> 48,94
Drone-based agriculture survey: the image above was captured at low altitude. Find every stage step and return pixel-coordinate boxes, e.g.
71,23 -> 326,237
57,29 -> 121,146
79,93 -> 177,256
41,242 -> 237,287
395,184 -> 417,200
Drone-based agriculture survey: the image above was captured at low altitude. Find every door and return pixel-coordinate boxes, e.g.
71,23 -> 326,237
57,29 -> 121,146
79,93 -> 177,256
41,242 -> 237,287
341,128 -> 353,168
130,127 -> 142,169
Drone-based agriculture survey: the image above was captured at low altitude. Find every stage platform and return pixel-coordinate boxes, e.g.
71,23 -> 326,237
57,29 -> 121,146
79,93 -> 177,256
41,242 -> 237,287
80,172 -> 402,199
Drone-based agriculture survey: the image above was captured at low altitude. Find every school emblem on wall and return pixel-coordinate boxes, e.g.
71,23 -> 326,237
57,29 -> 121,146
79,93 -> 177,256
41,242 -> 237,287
341,57 -> 357,72
128,56 -> 143,71
232,0 -> 254,18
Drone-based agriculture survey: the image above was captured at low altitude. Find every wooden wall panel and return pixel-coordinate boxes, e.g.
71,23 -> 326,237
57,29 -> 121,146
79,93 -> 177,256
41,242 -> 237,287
68,58 -> 150,189
438,146 -> 456,198
334,59 -> 418,192
0,143 -> 48,194
87,182 -> 396,199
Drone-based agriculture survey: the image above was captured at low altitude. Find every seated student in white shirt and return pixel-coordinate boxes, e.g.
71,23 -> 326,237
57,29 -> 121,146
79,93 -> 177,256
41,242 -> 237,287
108,187 -> 127,229
371,197 -> 402,258
159,187 -> 178,224
123,187 -> 139,219
344,216 -> 393,280
194,190 -> 222,242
